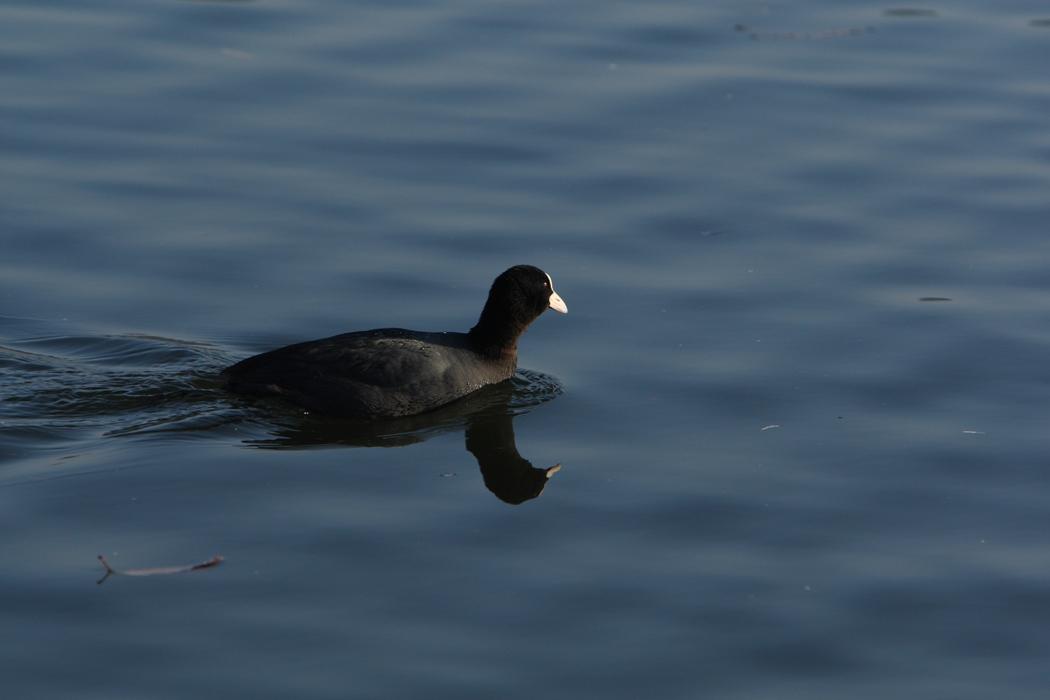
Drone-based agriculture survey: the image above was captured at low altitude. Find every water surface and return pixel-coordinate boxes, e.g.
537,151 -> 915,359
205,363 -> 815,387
3,1 -> 1050,698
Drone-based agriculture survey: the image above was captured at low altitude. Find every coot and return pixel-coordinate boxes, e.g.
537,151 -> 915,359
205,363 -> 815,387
222,265 -> 567,417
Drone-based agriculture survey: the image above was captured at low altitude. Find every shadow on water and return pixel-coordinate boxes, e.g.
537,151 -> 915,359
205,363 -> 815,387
0,317 -> 563,504
241,370 -> 564,505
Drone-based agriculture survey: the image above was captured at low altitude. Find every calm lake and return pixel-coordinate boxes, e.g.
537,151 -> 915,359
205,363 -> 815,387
3,1 -> 1050,698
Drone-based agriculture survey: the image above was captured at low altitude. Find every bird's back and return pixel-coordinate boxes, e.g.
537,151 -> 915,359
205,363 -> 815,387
223,328 -> 515,417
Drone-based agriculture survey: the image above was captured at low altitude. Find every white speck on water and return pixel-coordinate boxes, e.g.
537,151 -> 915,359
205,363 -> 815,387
761,424 -> 780,431
962,430 -> 985,435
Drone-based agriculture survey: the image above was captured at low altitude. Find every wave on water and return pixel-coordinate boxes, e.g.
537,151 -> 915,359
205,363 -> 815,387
243,367 -> 564,449
0,327 -> 239,454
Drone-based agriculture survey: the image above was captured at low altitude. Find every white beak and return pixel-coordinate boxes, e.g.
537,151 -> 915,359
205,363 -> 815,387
548,290 -> 567,314
545,272 -> 567,313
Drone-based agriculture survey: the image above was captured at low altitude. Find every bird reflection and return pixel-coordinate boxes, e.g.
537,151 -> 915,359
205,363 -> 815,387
245,371 -> 562,505
466,411 -> 560,505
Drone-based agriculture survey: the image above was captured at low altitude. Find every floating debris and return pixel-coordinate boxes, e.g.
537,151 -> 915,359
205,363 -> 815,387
760,424 -> 781,431
919,297 -> 952,302
97,554 -> 223,584
962,430 -> 986,435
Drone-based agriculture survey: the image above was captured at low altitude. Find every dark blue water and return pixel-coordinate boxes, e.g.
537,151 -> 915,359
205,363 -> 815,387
3,1 -> 1050,697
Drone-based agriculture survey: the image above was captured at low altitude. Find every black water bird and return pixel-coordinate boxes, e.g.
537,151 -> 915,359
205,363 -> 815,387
222,265 -> 567,418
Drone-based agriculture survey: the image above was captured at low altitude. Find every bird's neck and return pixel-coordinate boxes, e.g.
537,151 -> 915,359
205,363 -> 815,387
468,307 -> 528,360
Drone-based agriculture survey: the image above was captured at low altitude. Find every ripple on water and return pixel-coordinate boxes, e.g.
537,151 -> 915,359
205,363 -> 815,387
0,331 -> 237,468
883,8 -> 939,17
10,333 -> 219,367
236,367 -> 564,449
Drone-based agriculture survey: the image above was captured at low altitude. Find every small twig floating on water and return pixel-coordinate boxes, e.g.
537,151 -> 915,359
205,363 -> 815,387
97,554 -> 224,585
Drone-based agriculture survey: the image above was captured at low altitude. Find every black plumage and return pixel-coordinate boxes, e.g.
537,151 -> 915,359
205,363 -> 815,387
222,265 -> 567,417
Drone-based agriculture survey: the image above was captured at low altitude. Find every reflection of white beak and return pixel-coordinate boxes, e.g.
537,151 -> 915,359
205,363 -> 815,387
548,291 -> 568,314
